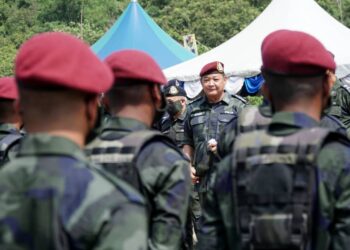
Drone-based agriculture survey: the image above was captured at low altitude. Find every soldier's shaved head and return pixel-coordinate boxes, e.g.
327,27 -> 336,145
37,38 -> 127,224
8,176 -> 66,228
263,73 -> 324,107
0,100 -> 17,124
19,88 -> 98,137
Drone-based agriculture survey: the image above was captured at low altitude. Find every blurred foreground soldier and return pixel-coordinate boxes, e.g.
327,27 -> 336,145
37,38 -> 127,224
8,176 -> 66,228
183,61 -> 246,231
199,30 -> 350,250
0,77 -> 23,165
0,33 -> 148,249
159,79 -> 188,148
86,50 -> 191,250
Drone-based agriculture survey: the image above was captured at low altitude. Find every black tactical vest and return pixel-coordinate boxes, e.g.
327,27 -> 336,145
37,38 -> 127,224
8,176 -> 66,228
86,130 -> 179,193
232,127 -> 338,250
0,133 -> 22,166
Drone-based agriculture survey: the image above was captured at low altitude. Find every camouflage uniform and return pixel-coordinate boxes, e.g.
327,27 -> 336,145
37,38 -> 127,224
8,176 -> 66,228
158,112 -> 186,148
198,112 -> 350,250
184,92 -> 246,192
0,123 -> 23,165
328,79 -> 350,136
218,105 -> 347,158
0,134 -> 148,249
86,116 -> 191,250
158,112 -> 193,249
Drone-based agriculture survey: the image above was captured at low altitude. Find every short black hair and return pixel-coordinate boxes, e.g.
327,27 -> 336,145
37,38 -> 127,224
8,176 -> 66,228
0,99 -> 16,122
262,71 -> 324,107
107,80 -> 154,110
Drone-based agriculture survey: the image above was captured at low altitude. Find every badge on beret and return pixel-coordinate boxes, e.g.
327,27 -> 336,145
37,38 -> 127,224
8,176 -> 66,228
175,80 -> 180,87
169,86 -> 179,95
217,62 -> 224,73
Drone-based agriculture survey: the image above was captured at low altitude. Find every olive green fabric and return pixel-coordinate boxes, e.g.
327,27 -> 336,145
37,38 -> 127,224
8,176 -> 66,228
328,79 -> 350,137
0,134 -> 148,250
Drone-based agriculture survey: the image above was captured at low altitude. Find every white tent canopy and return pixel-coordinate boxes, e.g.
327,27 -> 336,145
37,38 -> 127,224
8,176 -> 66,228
164,0 -> 350,82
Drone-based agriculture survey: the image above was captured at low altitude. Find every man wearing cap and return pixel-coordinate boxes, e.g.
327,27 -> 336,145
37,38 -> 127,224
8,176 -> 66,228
198,30 -> 350,250
182,61 -> 246,228
327,78 -> 350,137
85,50 -> 191,250
0,76 -> 23,165
158,79 -> 188,149
0,32 -> 148,249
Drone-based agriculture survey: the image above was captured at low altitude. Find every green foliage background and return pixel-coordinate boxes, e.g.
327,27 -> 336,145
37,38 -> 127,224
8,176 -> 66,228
1,0 -> 349,76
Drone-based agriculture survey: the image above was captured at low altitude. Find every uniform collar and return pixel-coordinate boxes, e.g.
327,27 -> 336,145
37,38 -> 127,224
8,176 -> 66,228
0,123 -> 19,134
177,111 -> 187,121
17,134 -> 86,161
103,116 -> 149,132
269,112 -> 319,135
203,91 -> 231,106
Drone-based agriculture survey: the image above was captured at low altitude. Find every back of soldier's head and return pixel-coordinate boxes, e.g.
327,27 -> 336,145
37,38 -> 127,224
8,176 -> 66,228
260,30 -> 336,109
15,32 -> 113,132
0,77 -> 19,124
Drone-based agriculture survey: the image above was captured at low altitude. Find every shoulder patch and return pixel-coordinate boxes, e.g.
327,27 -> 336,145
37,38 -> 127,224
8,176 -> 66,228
188,95 -> 204,105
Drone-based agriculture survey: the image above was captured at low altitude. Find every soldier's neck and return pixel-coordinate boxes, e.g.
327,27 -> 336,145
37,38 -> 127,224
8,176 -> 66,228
275,103 -> 322,122
206,93 -> 224,104
28,129 -> 85,148
113,105 -> 153,128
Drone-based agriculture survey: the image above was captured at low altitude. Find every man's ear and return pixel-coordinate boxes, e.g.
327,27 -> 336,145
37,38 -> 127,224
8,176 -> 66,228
323,71 -> 335,98
261,82 -> 271,102
85,95 -> 99,130
149,84 -> 162,109
14,99 -> 20,115
13,100 -> 23,129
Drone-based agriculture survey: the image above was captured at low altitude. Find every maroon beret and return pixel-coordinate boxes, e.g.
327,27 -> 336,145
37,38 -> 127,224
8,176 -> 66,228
261,30 -> 336,76
0,77 -> 18,100
105,50 -> 167,85
15,32 -> 113,93
200,61 -> 225,77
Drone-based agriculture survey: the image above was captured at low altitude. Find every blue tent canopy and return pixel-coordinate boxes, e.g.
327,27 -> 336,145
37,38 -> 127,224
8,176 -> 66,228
91,0 -> 195,69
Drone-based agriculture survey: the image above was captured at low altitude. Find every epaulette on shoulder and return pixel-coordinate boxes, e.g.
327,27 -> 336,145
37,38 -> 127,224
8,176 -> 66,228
323,113 -> 344,127
340,80 -> 350,94
188,95 -> 204,105
231,94 -> 247,104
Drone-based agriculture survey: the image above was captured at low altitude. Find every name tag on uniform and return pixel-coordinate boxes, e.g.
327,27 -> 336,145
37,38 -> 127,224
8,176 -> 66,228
222,111 -> 235,115
191,111 -> 206,117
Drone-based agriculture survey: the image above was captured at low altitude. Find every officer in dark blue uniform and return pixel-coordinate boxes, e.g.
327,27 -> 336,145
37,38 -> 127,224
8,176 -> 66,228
159,79 -> 188,149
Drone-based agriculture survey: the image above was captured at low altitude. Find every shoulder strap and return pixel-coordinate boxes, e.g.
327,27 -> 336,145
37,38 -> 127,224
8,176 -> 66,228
234,127 -> 333,165
0,133 -> 22,161
339,79 -> 350,94
119,130 -> 184,162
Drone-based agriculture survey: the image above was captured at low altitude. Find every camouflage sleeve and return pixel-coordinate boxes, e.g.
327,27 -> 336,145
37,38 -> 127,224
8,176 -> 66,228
136,142 -> 191,250
198,156 -> 231,250
338,88 -> 350,136
217,117 -> 238,158
183,108 -> 194,147
94,202 -> 148,250
317,142 -> 350,249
